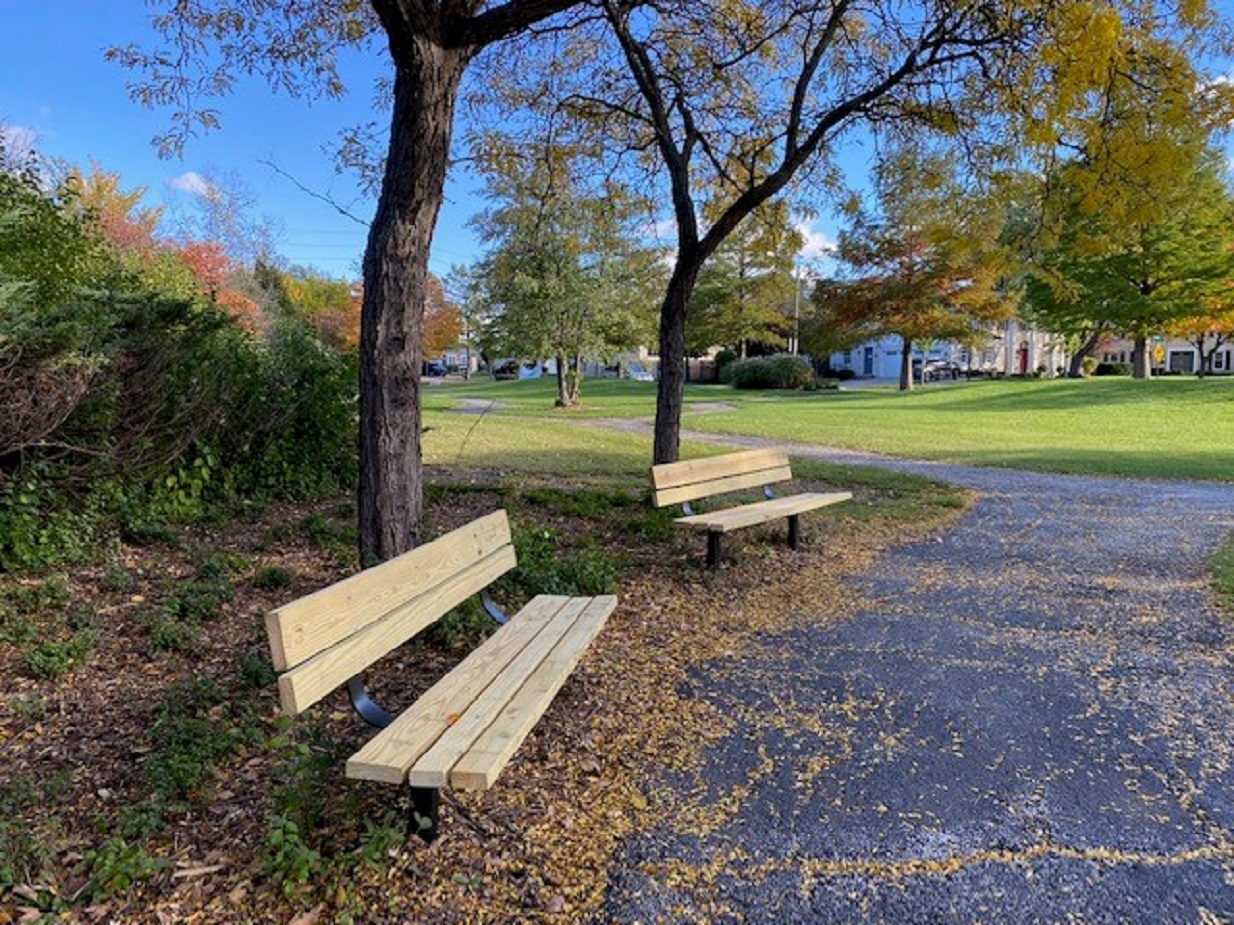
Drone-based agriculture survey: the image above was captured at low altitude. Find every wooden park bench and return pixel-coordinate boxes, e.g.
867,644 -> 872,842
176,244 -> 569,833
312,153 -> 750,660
650,448 -> 852,569
264,510 -> 616,840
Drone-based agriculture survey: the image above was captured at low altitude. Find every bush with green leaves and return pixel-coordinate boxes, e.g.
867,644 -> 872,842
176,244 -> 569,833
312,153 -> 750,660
727,354 -> 815,390
0,162 -> 360,573
508,525 -> 619,597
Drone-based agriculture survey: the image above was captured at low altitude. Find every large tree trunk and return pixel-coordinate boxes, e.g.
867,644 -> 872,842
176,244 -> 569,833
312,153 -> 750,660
1132,335 -> 1152,380
652,260 -> 702,464
899,339 -> 915,392
359,44 -> 469,566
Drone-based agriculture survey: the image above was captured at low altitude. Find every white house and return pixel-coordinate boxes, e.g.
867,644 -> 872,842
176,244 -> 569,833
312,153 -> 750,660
1096,335 -> 1233,375
828,319 -> 1064,380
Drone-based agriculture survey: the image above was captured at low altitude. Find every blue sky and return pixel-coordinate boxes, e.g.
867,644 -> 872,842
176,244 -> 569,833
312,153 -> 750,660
1,3 -> 843,282
0,2 -> 488,279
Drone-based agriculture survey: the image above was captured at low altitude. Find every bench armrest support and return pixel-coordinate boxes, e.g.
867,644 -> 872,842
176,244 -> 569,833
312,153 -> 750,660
349,674 -> 395,729
480,590 -> 509,625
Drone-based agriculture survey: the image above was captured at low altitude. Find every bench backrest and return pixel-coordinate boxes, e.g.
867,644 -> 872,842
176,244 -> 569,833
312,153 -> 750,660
649,448 -> 793,508
265,510 -> 517,715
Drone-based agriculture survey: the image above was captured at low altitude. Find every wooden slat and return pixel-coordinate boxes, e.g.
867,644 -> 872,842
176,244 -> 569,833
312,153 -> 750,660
674,491 -> 853,532
276,545 -> 517,715
649,448 -> 788,491
266,510 -> 512,671
345,595 -> 571,784
406,596 -> 594,789
450,595 -> 616,791
652,465 -> 793,508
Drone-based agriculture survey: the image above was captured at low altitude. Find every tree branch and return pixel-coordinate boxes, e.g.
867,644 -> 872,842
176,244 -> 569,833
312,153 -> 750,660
445,0 -> 581,49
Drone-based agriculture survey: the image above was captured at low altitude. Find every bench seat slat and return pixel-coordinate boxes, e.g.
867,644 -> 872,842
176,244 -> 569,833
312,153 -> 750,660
345,594 -> 571,784
277,545 -> 518,714
674,491 -> 853,533
406,595 -> 595,789
449,594 -> 616,791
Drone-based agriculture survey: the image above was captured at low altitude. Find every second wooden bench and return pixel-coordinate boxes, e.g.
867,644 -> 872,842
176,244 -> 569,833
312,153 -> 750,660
264,509 -> 616,840
650,448 -> 852,568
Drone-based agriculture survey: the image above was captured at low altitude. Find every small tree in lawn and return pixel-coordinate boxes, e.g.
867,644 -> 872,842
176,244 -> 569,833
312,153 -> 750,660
687,200 -> 803,359
470,138 -> 661,407
826,151 -> 1014,391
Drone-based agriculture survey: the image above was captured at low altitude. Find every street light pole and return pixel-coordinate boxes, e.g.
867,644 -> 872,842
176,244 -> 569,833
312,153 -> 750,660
792,266 -> 801,355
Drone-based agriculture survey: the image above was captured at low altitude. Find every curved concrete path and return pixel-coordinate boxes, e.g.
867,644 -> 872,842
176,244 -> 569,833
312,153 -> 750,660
598,428 -> 1234,922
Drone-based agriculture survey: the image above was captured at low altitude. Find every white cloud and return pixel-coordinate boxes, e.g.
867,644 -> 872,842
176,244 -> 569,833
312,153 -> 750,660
795,220 -> 836,261
168,171 -> 215,198
0,123 -> 38,157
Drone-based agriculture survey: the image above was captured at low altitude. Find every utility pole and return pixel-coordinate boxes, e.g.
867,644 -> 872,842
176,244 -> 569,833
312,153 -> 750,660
792,266 -> 802,355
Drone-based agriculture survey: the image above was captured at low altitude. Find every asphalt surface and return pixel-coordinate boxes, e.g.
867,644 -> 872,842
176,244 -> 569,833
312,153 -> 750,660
598,432 -> 1234,923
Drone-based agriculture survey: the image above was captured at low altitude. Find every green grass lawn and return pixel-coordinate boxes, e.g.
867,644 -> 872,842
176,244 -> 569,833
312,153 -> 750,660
424,374 -> 1234,481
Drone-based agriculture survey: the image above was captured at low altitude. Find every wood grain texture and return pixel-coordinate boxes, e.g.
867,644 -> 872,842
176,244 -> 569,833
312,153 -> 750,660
649,448 -> 788,490
449,594 -> 616,790
267,510 -> 512,672
345,595 -> 571,783
652,465 -> 793,508
276,544 -> 517,714
405,596 -> 593,789
674,491 -> 853,532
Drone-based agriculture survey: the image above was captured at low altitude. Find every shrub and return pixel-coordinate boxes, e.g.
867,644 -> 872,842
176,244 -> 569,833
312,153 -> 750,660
1094,361 -> 1132,376
99,567 -> 134,593
142,679 -> 247,806
425,597 -> 495,649
509,527 -> 619,597
1080,356 -> 1099,377
715,349 -> 739,383
252,565 -> 295,590
23,630 -> 97,679
728,354 -> 815,390
144,613 -> 201,654
82,838 -> 164,901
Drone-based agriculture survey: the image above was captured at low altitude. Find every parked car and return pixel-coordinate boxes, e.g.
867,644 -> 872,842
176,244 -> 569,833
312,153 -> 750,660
919,359 -> 962,382
624,362 -> 655,382
491,359 -> 520,380
423,360 -> 447,378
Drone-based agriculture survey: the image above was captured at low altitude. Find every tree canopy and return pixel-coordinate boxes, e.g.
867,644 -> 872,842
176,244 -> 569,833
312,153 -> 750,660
820,150 -> 1015,390
469,135 -> 661,405
112,0 -> 1234,554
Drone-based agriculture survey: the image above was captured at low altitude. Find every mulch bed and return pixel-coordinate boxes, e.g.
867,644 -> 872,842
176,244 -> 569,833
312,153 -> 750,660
0,474 -> 962,924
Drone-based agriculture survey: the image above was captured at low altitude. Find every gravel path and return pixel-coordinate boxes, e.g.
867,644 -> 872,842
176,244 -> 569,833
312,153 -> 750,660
595,424 -> 1234,923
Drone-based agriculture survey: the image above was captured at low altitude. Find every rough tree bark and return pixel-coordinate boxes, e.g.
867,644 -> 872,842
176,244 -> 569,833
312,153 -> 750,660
653,260 -> 702,464
358,0 -> 580,564
359,39 -> 470,565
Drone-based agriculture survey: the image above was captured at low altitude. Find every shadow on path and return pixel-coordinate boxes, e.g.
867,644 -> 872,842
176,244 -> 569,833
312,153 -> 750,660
595,422 -> 1234,923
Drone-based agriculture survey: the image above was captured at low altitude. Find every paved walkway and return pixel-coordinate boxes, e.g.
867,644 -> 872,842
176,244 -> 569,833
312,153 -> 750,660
599,429 -> 1234,922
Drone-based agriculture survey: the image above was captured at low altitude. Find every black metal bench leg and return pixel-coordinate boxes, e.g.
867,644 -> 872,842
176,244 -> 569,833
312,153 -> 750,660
707,531 -> 722,570
788,514 -> 800,551
410,787 -> 440,843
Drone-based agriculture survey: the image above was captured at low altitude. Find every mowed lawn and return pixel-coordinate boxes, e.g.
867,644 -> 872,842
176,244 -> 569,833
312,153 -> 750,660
423,375 -> 1234,481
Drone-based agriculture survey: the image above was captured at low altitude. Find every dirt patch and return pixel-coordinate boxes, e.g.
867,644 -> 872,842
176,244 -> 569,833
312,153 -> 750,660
684,402 -> 737,414
0,476 -> 962,923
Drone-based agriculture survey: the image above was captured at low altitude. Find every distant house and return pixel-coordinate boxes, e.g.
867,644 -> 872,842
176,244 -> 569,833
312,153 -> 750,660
1096,335 -> 1233,375
827,319 -> 1064,380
